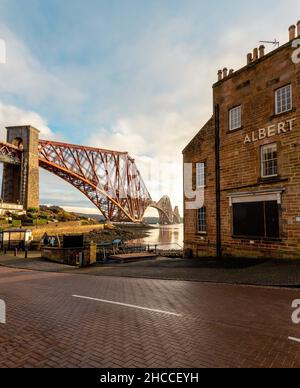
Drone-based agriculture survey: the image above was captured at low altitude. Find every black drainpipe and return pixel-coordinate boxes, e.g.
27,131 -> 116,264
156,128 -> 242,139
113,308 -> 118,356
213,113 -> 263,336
214,104 -> 222,259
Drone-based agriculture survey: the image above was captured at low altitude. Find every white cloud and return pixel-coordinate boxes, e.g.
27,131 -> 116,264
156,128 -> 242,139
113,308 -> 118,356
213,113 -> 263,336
1,3 -> 300,216
86,6 -> 300,216
0,23 -> 86,116
0,103 -> 55,140
88,112 -> 196,212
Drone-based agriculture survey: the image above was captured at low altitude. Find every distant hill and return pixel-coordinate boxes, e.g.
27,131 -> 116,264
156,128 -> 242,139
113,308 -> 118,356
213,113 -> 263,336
39,206 -> 87,222
74,212 -> 106,222
143,217 -> 160,224
74,214 -> 161,224
72,213 -> 182,225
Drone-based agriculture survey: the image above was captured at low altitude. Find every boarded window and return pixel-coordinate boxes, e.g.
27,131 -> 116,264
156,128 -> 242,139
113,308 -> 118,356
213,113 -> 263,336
233,201 -> 279,239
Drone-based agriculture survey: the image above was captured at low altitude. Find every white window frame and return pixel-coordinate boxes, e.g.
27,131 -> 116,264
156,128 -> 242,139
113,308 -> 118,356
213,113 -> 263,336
261,143 -> 278,179
275,84 -> 292,115
229,106 -> 241,131
196,162 -> 205,189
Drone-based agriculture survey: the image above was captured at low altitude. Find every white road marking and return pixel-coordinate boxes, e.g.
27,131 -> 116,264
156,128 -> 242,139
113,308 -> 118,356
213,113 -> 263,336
72,295 -> 182,317
288,337 -> 300,343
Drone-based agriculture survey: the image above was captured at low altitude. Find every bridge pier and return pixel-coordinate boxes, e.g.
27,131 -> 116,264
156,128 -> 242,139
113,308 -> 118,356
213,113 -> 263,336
1,126 -> 40,210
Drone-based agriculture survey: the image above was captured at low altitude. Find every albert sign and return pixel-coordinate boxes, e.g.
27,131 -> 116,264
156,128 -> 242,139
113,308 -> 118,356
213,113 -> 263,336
244,118 -> 296,145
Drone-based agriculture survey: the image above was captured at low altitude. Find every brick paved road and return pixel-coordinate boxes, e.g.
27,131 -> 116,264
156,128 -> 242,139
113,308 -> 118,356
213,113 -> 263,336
0,266 -> 300,368
3,253 -> 300,287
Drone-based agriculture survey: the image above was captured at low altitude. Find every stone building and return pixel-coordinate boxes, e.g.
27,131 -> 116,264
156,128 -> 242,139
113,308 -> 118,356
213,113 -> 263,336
183,22 -> 300,259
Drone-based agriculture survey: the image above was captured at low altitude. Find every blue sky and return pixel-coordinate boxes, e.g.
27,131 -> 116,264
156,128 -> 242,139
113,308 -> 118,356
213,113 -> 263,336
0,0 -> 299,215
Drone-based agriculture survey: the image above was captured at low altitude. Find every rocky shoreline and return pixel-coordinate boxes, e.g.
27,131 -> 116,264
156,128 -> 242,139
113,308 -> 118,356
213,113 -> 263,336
84,225 -> 153,244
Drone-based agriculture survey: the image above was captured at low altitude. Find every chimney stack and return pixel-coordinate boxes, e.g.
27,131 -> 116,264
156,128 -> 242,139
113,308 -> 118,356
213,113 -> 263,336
297,20 -> 300,37
259,45 -> 265,58
289,25 -> 296,41
247,53 -> 253,65
253,48 -> 259,61
217,70 -> 223,81
223,68 -> 228,78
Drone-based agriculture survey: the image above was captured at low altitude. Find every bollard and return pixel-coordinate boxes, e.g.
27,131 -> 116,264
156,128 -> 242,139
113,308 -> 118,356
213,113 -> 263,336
14,248 -> 18,257
25,248 -> 28,259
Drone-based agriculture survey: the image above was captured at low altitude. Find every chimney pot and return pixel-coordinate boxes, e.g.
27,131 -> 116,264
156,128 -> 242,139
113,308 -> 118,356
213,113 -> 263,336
297,21 -> 300,37
229,69 -> 234,75
253,48 -> 259,61
217,70 -> 223,81
247,53 -> 253,65
223,68 -> 228,78
289,25 -> 296,41
259,45 -> 265,58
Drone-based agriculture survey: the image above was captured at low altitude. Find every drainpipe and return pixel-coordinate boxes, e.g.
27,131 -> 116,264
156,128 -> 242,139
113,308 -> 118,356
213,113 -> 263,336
214,104 -> 222,258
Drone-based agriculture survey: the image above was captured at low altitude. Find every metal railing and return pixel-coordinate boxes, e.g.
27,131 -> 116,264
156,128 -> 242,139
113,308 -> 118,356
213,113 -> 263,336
96,241 -> 183,261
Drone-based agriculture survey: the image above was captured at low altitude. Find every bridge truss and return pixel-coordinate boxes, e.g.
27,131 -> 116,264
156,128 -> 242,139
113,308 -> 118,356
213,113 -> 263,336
0,139 -> 180,224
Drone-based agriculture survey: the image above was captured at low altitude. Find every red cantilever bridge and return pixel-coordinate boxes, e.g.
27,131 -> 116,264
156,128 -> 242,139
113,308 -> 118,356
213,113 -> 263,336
0,138 -> 180,224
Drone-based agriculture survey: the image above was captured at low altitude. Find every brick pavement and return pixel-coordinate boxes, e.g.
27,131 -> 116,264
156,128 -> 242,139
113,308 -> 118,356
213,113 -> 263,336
0,266 -> 300,368
75,257 -> 300,286
2,253 -> 300,287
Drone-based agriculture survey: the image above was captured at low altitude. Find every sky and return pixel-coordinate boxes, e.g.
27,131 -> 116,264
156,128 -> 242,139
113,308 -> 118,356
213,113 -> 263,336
0,0 -> 299,216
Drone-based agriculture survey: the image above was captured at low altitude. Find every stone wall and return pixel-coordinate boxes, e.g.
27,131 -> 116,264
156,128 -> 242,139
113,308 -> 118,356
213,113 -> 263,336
42,242 -> 97,266
30,221 -> 104,240
183,118 -> 216,258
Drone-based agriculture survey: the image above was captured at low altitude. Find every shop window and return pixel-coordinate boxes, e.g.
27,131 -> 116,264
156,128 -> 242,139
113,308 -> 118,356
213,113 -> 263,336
233,201 -> 279,239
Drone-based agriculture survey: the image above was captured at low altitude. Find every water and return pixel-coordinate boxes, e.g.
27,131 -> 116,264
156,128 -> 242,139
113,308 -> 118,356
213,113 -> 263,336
131,224 -> 184,251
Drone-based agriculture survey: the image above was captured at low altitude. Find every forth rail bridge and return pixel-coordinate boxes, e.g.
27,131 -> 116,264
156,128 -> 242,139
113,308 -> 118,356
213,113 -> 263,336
0,126 -> 180,225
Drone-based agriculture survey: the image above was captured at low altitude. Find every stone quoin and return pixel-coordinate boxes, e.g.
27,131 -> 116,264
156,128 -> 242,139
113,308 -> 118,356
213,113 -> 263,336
183,22 -> 300,259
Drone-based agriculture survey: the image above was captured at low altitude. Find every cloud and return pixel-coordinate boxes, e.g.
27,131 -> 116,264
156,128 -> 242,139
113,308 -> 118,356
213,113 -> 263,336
88,2 -> 300,212
87,112 -> 197,210
0,103 -> 55,140
0,23 -> 86,118
1,2 -> 300,216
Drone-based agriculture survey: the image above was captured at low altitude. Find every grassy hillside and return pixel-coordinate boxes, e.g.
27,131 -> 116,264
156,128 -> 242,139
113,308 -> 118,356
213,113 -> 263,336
0,206 -> 98,229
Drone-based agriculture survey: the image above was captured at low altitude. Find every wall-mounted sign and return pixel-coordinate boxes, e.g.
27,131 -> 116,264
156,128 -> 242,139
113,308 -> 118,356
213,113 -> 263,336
244,118 -> 296,145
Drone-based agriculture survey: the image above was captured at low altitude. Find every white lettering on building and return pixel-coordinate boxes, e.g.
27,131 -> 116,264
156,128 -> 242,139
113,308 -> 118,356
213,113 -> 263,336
244,118 -> 296,145
292,39 -> 300,64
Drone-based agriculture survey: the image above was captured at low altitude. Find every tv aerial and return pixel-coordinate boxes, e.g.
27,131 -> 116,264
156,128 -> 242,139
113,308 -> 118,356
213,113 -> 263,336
259,39 -> 280,48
